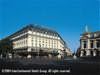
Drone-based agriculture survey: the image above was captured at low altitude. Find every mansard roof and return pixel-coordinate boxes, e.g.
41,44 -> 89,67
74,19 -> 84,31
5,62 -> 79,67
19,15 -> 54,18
25,24 -> 58,35
2,24 -> 65,43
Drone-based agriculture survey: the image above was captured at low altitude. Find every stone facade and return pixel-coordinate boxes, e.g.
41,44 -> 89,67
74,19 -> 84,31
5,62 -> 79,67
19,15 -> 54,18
79,31 -> 100,57
0,24 -> 72,58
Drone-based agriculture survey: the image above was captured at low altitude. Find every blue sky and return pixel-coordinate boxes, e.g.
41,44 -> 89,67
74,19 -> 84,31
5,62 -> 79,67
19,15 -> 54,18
0,0 -> 100,52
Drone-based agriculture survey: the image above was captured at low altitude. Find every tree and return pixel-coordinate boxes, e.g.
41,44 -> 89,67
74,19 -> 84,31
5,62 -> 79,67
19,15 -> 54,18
0,38 -> 13,58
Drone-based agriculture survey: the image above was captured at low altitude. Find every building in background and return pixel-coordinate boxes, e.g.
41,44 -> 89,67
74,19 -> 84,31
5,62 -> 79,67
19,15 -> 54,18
77,26 -> 100,57
0,24 -> 72,58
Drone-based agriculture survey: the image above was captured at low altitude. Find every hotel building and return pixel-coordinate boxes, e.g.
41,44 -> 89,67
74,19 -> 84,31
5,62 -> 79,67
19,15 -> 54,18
0,24 -> 72,58
78,29 -> 100,57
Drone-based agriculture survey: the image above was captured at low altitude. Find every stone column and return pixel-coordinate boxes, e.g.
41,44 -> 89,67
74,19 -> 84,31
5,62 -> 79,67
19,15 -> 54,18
94,40 -> 97,48
81,40 -> 84,49
93,51 -> 96,56
80,51 -> 84,57
86,49 -> 91,56
87,39 -> 90,49
86,39 -> 91,56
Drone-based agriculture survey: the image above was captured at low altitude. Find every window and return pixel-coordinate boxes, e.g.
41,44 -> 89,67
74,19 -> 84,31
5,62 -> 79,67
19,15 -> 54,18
90,34 -> 94,38
90,40 -> 94,48
42,44 -> 44,47
83,41 -> 87,48
97,40 -> 100,48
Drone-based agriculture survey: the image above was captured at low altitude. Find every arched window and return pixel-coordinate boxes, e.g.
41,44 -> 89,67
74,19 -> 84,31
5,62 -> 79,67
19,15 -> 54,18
90,40 -> 94,48
97,40 -> 100,48
83,41 -> 87,48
